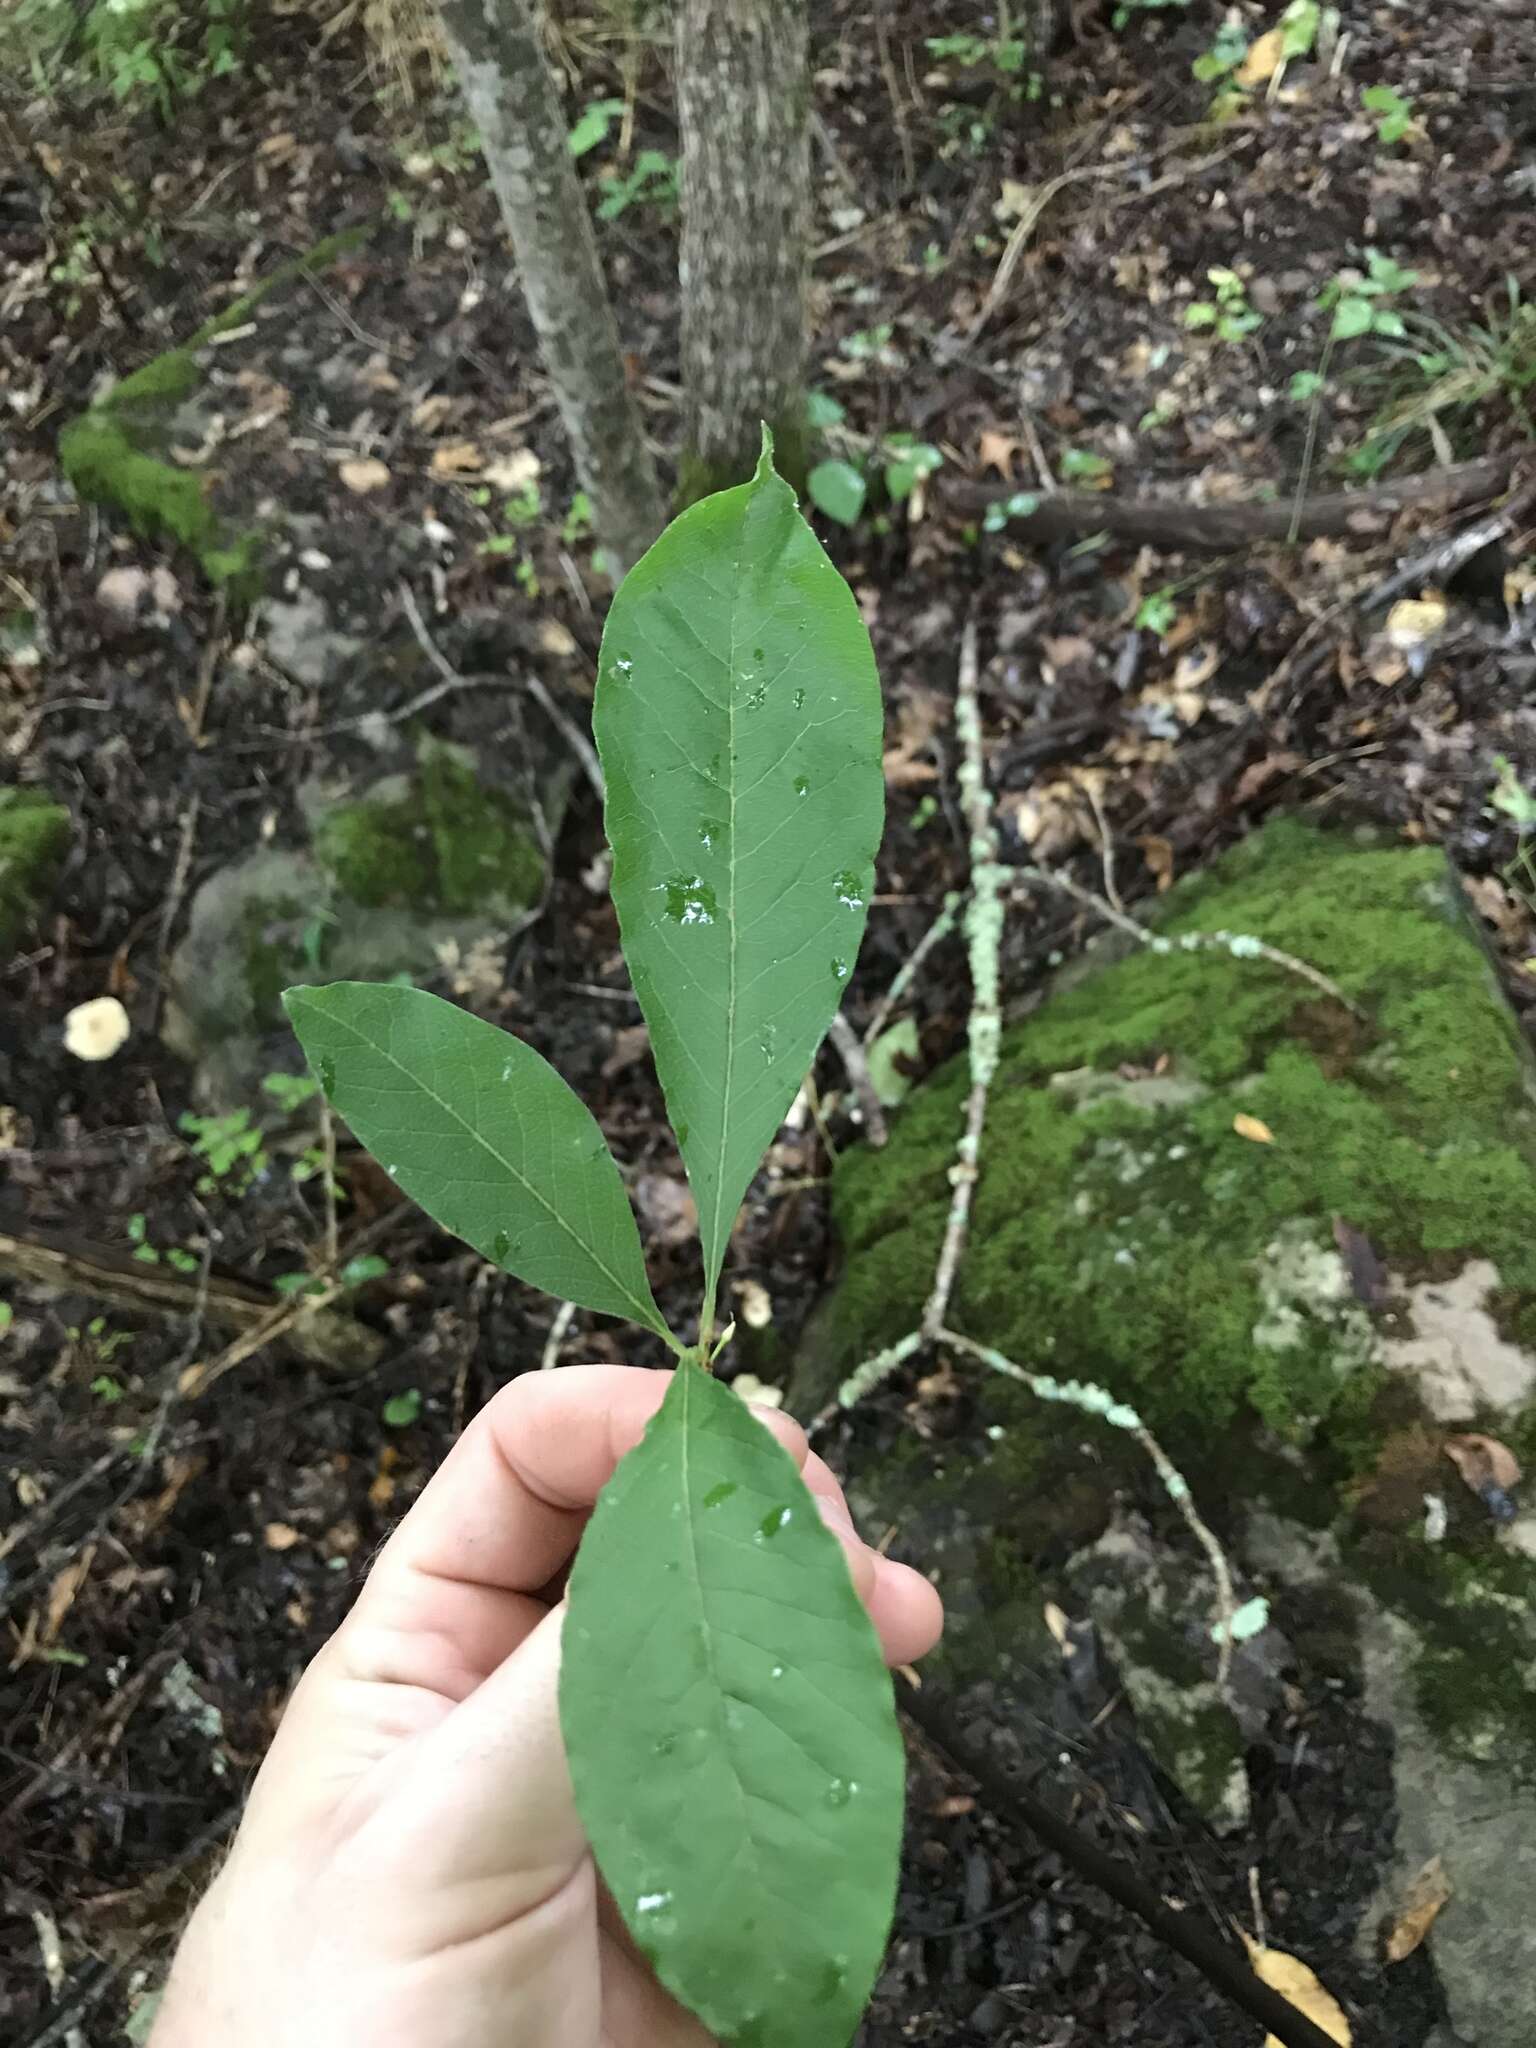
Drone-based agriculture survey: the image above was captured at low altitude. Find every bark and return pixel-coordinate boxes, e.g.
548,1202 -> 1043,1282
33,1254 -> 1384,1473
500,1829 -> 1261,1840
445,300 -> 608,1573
437,0 -> 662,576
945,449 -> 1524,552
677,0 -> 810,496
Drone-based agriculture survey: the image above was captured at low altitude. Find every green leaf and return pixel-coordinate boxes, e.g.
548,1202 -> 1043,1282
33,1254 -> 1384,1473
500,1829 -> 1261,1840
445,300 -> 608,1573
1289,368 -> 1325,401
568,96 -> 625,157
866,1015 -> 920,1107
283,983 -> 670,1339
382,1387 -> 422,1427
1331,294 -> 1374,340
806,390 -> 846,431
595,440 -> 883,1311
561,1360 -> 904,2048
806,458 -> 866,526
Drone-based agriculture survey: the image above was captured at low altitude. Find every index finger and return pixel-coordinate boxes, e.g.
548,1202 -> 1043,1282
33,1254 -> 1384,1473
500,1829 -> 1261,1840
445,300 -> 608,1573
357,1364 -> 810,1615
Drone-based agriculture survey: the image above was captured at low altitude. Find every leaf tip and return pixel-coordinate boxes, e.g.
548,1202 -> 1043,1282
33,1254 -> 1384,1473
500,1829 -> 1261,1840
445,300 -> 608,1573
755,421 -> 776,480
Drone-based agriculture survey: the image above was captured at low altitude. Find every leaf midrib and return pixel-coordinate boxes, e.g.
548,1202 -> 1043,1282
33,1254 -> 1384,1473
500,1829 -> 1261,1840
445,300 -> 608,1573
300,997 -> 661,1333
703,494 -> 749,1310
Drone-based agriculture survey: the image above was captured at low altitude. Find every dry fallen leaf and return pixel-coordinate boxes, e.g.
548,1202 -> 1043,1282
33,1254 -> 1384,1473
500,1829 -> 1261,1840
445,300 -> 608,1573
484,448 -> 542,491
1243,1937 -> 1351,2047
338,457 -> 391,496
538,619 -> 578,658
44,1545 -> 96,1644
978,428 -> 1024,478
1383,1855 -> 1452,1963
430,439 -> 485,479
1237,26 -> 1286,86
1138,834 -> 1176,892
1443,1432 -> 1523,1496
1385,593 -> 1449,650
264,1522 -> 302,1551
1233,1113 -> 1274,1145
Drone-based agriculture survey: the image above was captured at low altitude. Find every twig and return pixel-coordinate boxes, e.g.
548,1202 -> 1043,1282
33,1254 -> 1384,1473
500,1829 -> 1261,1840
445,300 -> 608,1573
183,591 -> 227,744
151,795 -> 201,1032
968,162 -> 1139,341
921,619 -> 1002,1342
1083,779 -> 1123,914
900,1686 -> 1349,2048
861,892 -> 960,1050
319,1101 -> 340,1273
827,1012 -> 889,1148
0,1450 -> 121,1568
935,1328 -> 1239,1683
871,0 -> 915,188
1015,864 -> 1366,1019
540,1298 -> 579,1371
522,670 -> 605,802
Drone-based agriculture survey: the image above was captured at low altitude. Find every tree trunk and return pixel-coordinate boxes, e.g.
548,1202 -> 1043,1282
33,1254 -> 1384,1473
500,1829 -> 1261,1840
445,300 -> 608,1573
437,0 -> 662,576
676,0 -> 810,498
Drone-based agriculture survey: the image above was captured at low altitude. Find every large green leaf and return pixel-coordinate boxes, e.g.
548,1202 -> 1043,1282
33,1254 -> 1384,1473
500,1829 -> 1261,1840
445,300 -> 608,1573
560,1361 -> 904,2048
284,983 -> 669,1339
595,438 -> 883,1312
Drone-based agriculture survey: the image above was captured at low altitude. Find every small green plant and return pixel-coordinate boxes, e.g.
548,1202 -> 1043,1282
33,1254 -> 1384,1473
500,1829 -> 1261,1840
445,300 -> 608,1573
924,29 -> 1043,141
982,489 -> 1041,532
1362,82 -> 1413,146
1185,266 -> 1263,343
561,490 -> 595,545
806,424 -> 943,528
1348,280 -> 1536,472
595,148 -> 678,220
1321,248 -> 1418,341
1059,447 -> 1112,484
127,1211 -> 199,1272
475,478 -> 544,558
1491,756 -> 1536,903
286,437 -> 900,2048
568,97 -> 626,158
66,1314 -> 132,1369
179,1107 -> 266,1193
1136,586 -> 1180,634
381,1387 -> 423,1427
16,0 -> 245,116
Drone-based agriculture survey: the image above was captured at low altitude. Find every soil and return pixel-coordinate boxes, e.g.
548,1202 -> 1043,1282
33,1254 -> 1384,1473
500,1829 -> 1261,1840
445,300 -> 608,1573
3,0 -> 1535,2040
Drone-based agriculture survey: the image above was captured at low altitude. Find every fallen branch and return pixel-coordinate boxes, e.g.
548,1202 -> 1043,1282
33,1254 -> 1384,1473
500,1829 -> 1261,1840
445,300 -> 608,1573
946,448 -> 1523,552
828,1011 -> 889,1149
0,1230 -> 382,1372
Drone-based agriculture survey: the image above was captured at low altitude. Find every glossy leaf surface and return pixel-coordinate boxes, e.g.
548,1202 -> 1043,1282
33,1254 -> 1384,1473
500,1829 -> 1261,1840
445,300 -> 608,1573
595,440 -> 883,1307
285,982 -> 668,1337
561,1361 -> 904,2048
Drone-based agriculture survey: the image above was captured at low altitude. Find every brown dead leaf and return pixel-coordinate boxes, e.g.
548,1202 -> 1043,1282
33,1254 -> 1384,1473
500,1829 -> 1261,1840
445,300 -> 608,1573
538,619 -> 578,659
429,439 -> 485,479
601,1022 -> 652,1082
338,457 -> 391,496
1462,873 -> 1527,950
1243,1937 -> 1351,2047
485,448 -> 542,492
368,1444 -> 401,1511
929,1793 -> 976,1818
1444,1432 -> 1522,1496
1138,834 -> 1176,892
412,394 -> 457,433
43,1545 -> 96,1644
635,1174 -> 697,1248
883,742 -> 938,788
1237,26 -> 1286,85
978,428 -> 1023,478
264,1522 -> 302,1551
1383,1855 -> 1451,1963
1233,1113 -> 1274,1145
1233,752 -> 1303,806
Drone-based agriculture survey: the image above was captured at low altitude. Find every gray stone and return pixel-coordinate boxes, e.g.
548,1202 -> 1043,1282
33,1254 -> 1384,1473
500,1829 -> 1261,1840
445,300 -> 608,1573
262,588 -> 363,686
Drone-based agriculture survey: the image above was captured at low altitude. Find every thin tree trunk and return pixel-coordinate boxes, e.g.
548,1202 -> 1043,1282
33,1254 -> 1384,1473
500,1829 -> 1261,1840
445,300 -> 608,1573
437,0 -> 662,576
676,0 -> 810,498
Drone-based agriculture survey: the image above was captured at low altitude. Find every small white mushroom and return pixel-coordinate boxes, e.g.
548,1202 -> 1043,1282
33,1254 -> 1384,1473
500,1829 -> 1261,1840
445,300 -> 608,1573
63,996 -> 131,1062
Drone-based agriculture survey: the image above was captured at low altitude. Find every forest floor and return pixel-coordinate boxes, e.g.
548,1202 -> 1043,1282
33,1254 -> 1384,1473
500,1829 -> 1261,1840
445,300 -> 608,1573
4,0 -> 1536,2040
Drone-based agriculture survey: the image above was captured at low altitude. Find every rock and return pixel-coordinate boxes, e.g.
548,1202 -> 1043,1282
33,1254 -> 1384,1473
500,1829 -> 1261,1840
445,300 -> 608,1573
794,819 -> 1536,2024
0,787 -> 70,958
262,588 -> 363,687
163,735 -> 562,1103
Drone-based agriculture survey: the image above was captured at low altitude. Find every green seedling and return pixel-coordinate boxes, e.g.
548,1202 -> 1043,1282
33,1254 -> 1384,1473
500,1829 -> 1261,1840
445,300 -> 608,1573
806,416 -> 943,529
1185,266 -> 1263,343
285,436 -> 899,2048
595,148 -> 677,220
179,1107 -> 266,1193
1362,82 -> 1413,146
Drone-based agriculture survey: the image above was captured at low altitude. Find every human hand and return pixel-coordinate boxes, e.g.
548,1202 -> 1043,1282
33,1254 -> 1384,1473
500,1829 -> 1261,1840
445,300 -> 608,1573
151,1365 -> 943,2048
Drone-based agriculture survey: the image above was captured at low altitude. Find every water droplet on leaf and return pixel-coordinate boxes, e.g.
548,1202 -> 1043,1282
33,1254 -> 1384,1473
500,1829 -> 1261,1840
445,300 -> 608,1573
793,687 -> 806,711
752,646 -> 765,663
793,775 -> 810,799
318,1056 -> 335,1093
825,1778 -> 851,1808
831,957 -> 849,982
697,816 -> 726,851
703,1480 -> 738,1508
492,1230 -> 510,1262
758,1504 -> 793,1539
656,873 -> 718,926
834,868 -> 865,909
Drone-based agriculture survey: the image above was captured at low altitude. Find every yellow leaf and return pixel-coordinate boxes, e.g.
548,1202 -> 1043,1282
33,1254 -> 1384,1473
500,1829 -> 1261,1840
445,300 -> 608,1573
338,457 -> 391,496
1233,1113 -> 1274,1145
1244,1938 -> 1350,2046
1385,594 -> 1449,650
1383,1854 -> 1452,1963
1237,27 -> 1285,86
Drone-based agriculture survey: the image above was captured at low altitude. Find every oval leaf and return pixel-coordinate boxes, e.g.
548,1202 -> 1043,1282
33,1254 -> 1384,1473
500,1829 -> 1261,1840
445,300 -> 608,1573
807,457 -> 867,526
595,439 -> 883,1305
284,982 -> 668,1337
561,1361 -> 904,2048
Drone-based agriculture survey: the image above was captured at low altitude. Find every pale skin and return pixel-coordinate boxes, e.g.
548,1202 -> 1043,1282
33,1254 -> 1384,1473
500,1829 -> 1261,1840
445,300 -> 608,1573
152,1365 -> 944,2048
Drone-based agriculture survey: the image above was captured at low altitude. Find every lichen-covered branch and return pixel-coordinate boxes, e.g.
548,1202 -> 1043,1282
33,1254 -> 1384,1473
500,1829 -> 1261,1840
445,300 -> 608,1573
677,0 -> 810,494
921,620 -> 1003,1342
1018,863 -> 1365,1019
437,0 -> 661,575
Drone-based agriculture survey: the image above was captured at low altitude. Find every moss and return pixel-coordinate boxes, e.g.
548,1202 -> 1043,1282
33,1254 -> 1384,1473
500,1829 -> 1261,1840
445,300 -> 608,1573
0,789 -> 70,954
810,820 -> 1536,1461
59,411 -> 261,594
313,738 -> 544,917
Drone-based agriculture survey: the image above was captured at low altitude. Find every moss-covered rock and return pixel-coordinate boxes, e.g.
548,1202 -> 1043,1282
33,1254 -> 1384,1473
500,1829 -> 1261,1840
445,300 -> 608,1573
163,737 -> 556,1104
0,789 -> 70,958
311,737 -> 545,920
797,818 -> 1536,1943
800,818 -> 1536,1448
